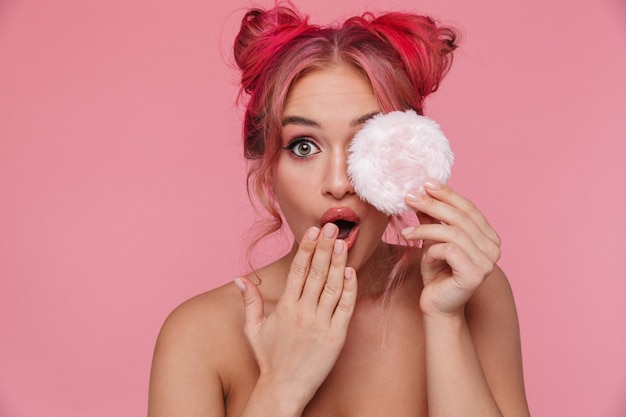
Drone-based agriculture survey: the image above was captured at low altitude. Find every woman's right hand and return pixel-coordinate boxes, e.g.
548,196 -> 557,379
234,222 -> 357,412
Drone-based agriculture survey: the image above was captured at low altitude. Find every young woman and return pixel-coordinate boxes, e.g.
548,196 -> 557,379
148,5 -> 530,416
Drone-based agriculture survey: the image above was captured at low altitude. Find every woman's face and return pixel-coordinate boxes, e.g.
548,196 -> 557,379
274,64 -> 390,270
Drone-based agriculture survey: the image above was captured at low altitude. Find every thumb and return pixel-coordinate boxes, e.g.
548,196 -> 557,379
234,277 -> 265,329
420,243 -> 441,273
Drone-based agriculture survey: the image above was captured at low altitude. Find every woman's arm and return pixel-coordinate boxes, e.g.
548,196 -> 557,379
402,181 -> 530,417
466,266 -> 530,417
422,268 -> 530,417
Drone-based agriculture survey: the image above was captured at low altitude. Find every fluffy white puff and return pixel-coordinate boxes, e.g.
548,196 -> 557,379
347,110 -> 453,215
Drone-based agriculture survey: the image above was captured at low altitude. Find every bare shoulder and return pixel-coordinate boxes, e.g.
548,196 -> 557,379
158,280 -> 244,344
466,265 -> 519,332
148,281 -> 247,417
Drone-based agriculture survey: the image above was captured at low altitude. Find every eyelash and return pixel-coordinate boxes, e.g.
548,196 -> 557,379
283,137 -> 321,159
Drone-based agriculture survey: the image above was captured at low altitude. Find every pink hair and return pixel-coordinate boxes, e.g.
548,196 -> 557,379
233,4 -> 458,279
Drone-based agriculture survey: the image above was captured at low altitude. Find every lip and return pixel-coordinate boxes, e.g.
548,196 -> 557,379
320,207 -> 361,251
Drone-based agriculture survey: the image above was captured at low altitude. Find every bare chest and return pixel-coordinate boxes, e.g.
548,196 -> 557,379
225,300 -> 427,417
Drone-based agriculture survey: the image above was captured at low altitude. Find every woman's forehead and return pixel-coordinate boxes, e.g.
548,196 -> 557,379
283,66 -> 379,119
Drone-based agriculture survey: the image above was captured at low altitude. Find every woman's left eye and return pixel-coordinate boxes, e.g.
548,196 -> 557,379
285,138 -> 321,158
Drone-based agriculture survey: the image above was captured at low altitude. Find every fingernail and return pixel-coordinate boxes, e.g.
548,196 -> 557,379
401,226 -> 415,236
334,239 -> 344,255
323,222 -> 337,238
344,268 -> 353,280
424,180 -> 440,190
405,191 -> 424,202
308,227 -> 320,241
233,278 -> 246,292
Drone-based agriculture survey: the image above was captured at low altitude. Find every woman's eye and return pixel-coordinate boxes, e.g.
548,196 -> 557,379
285,138 -> 320,158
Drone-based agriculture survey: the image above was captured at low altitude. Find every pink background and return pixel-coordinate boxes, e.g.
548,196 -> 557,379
1,0 -> 625,416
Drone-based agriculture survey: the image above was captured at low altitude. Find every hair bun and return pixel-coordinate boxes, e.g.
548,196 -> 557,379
234,7 -> 312,94
352,12 -> 457,99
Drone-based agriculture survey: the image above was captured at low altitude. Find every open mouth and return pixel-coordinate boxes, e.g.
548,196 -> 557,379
333,219 -> 356,240
320,207 -> 361,250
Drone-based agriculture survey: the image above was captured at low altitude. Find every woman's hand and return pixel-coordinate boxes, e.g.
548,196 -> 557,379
401,181 -> 501,318
234,222 -> 357,412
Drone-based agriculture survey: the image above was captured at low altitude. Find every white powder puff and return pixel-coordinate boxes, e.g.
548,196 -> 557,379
347,110 -> 453,215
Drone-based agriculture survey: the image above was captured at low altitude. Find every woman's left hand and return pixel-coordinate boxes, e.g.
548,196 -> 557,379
401,180 -> 502,318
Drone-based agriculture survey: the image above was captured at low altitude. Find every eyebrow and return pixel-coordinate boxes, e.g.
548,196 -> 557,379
281,111 -> 382,128
352,111 -> 381,127
281,116 -> 320,128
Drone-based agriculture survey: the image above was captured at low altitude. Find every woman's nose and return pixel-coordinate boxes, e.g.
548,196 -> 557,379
322,152 -> 355,199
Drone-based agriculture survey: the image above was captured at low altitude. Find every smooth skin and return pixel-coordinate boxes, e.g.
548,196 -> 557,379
404,183 -> 513,416
148,65 -> 530,416
236,224 -> 357,416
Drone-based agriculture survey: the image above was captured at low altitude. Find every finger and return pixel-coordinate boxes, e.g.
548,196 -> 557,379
402,209 -> 439,251
423,181 -> 501,246
403,223 -> 496,265
422,242 -> 491,291
282,226 -> 320,303
406,183 -> 498,245
406,190 -> 481,236
299,222 -> 338,307
234,277 -> 265,333
405,188 -> 500,262
415,210 -> 440,232
317,239 -> 348,321
330,267 -> 357,331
